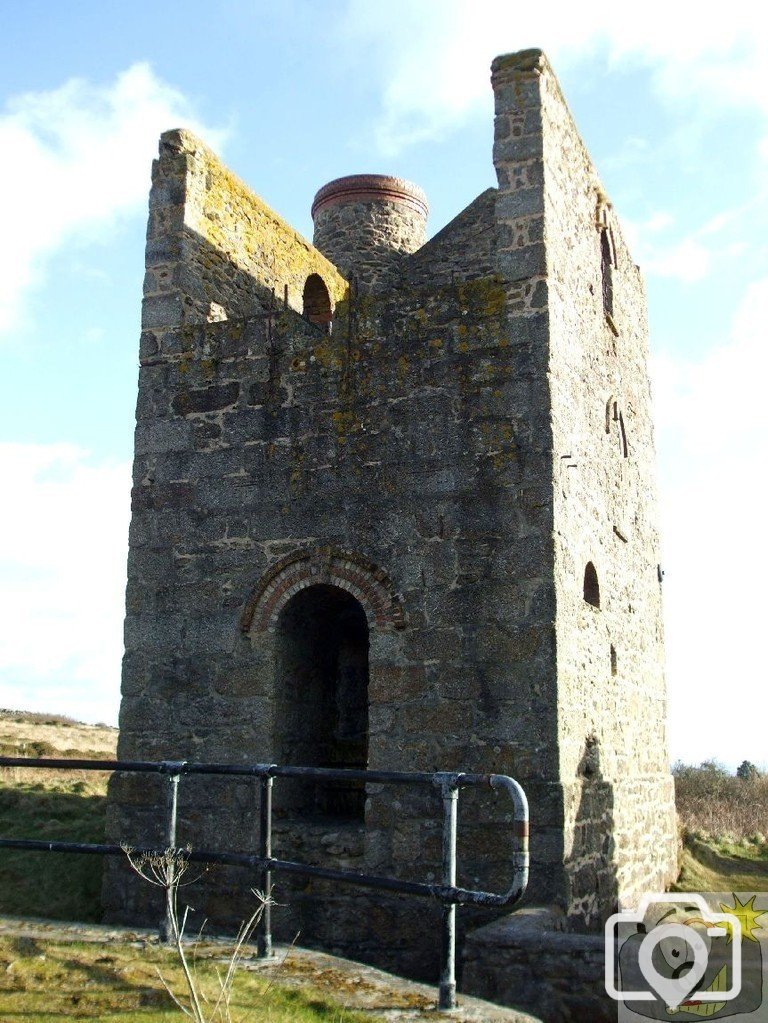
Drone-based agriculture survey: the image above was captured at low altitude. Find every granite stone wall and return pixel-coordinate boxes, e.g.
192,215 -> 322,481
143,128 -> 347,332
463,908 -> 613,1022
489,50 -> 676,927
106,269 -> 563,975
404,188 -> 498,288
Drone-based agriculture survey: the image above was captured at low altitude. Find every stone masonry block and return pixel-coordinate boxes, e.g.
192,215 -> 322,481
141,292 -> 183,330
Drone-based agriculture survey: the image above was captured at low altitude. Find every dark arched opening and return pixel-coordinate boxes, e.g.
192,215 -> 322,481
302,273 -> 332,330
275,584 -> 369,820
584,562 -> 601,609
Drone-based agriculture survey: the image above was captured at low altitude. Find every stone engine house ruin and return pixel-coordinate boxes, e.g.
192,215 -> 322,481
106,48 -> 677,988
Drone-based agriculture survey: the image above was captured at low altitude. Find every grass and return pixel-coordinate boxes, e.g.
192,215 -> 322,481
674,833 -> 768,891
674,761 -> 768,891
0,710 -> 82,727
0,712 -> 117,922
0,771 -> 110,920
0,935 -> 378,1022
0,710 -> 117,763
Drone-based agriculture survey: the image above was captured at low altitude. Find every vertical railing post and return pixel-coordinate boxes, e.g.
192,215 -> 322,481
438,777 -> 459,1011
160,770 -> 180,944
257,772 -> 274,957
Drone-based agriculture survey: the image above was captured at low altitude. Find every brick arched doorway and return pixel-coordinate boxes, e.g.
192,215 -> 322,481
275,583 -> 369,819
240,546 -> 406,819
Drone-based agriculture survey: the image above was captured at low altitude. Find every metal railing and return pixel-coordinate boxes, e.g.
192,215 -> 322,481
0,756 -> 529,1010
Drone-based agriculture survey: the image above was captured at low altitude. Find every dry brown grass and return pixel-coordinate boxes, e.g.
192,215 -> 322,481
674,762 -> 768,841
0,709 -> 117,761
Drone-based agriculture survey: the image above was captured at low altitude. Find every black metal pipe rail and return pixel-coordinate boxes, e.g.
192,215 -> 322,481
0,756 -> 529,1010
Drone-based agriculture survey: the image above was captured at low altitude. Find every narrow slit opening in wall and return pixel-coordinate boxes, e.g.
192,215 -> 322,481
610,644 -> 617,676
302,273 -> 333,331
605,397 -> 614,434
605,399 -> 628,458
274,583 -> 369,821
600,228 -> 614,319
584,562 -> 600,609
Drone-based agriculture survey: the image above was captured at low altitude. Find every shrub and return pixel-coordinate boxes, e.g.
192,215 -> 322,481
737,760 -> 761,781
674,761 -> 768,838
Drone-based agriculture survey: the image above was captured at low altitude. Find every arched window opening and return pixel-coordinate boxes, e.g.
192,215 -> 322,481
275,584 -> 369,820
302,273 -> 332,331
583,562 -> 601,609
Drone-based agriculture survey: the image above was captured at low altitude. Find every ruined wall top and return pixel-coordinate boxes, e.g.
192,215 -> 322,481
142,128 -> 348,331
491,47 -> 549,79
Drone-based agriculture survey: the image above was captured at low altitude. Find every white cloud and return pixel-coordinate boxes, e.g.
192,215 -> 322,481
342,0 -> 768,155
645,237 -> 713,283
0,443 -> 131,724
622,208 -> 751,284
645,212 -> 674,234
653,276 -> 768,769
0,63 -> 225,335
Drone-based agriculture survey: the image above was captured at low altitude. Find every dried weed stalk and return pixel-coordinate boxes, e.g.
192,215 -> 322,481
123,844 -> 267,1023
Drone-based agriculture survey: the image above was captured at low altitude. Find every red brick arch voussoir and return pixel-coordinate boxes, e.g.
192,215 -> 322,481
239,547 -> 406,634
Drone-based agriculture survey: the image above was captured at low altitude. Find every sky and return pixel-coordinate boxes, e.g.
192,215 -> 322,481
0,0 -> 764,771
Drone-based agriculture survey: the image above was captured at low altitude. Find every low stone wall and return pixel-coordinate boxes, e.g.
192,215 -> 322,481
462,907 -> 613,1023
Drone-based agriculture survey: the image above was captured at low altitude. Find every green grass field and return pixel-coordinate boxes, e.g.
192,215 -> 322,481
0,935 -> 376,1023
0,709 -> 113,922
673,760 -> 768,890
0,772 -> 109,920
674,833 -> 768,891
